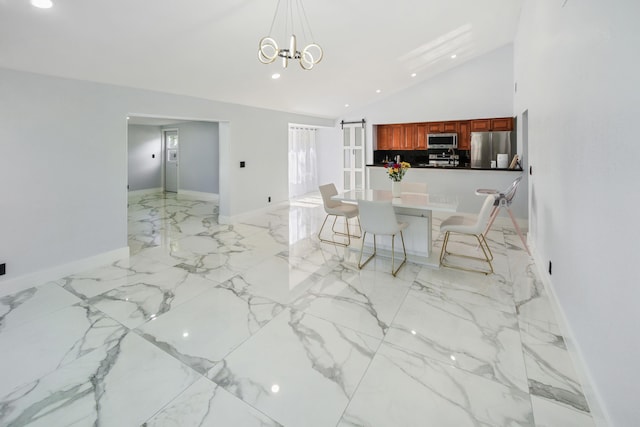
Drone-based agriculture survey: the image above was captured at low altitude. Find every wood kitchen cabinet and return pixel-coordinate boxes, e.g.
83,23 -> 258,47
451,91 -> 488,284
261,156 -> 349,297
401,124 -> 417,150
470,119 -> 491,132
414,123 -> 428,149
376,116 -> 513,151
377,124 -> 415,149
458,121 -> 470,150
491,117 -> 514,131
427,122 -> 443,133
376,125 -> 392,150
471,117 -> 514,132
427,121 -> 457,134
443,121 -> 458,133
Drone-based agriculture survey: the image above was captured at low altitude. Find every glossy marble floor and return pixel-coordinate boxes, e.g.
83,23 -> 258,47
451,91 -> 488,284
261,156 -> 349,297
0,192 -> 596,426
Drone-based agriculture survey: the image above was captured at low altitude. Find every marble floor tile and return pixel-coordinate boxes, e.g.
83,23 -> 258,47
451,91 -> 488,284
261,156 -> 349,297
338,342 -> 534,427
87,266 -> 218,329
135,242 -> 204,267
292,264 -> 413,339
520,319 -> 590,414
339,245 -> 422,283
237,255 -> 324,304
530,395 -> 595,427
0,302 -> 128,397
0,191 -> 596,427
415,265 -> 515,314
137,282 -> 284,375
384,281 -> 529,392
143,377 -> 282,427
0,282 -> 80,331
208,308 -> 380,427
0,332 -> 200,427
57,258 -> 174,300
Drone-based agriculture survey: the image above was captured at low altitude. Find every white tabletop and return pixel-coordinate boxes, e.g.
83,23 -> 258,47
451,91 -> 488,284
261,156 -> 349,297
333,189 -> 458,213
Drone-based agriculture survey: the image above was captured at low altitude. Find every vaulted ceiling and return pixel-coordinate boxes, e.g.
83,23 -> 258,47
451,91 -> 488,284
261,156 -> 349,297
0,0 -> 522,118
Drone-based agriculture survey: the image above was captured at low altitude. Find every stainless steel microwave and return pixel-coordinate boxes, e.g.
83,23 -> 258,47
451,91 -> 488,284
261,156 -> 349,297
428,133 -> 458,149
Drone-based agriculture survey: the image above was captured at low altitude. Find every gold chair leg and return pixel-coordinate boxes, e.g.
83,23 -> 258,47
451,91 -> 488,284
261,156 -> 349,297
332,215 -> 362,239
440,231 -> 494,274
352,215 -> 362,238
391,231 -> 407,277
318,214 -> 349,247
358,233 -> 377,270
439,231 -> 451,265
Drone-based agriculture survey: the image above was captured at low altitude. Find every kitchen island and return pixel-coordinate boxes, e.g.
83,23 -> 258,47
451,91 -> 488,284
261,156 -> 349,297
367,165 -> 526,218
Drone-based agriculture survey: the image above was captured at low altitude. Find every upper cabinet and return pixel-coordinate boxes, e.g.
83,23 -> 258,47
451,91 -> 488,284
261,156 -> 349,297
471,117 -> 513,132
414,124 -> 428,149
426,121 -> 458,133
490,117 -> 514,131
376,116 -> 513,150
377,124 -> 415,150
458,121 -> 470,150
443,121 -> 459,133
470,119 -> 491,132
376,125 -> 392,150
427,122 -> 443,133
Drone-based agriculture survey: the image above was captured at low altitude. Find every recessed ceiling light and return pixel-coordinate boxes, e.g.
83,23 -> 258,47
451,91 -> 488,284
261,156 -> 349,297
451,54 -> 457,59
271,73 -> 280,79
31,0 -> 53,9
376,89 -> 381,93
344,104 -> 350,108
411,73 -> 417,78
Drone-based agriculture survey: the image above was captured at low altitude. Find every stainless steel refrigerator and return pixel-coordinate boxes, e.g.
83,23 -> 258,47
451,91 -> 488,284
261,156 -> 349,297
470,131 -> 515,169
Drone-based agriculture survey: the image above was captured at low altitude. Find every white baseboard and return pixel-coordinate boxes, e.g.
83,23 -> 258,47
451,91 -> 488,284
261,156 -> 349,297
178,190 -> 219,202
531,247 -> 611,427
128,187 -> 163,196
219,200 -> 289,224
0,247 -> 130,298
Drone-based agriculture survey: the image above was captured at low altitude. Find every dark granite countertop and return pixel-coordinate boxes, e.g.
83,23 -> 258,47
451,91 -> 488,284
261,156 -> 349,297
367,164 -> 523,172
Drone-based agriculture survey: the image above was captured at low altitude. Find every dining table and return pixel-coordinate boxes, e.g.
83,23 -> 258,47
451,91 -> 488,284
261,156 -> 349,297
332,189 -> 459,267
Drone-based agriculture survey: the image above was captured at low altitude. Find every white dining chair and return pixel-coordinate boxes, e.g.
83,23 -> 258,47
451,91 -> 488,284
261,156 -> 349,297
318,183 -> 361,246
439,194 -> 497,274
400,182 -> 427,194
357,199 -> 408,277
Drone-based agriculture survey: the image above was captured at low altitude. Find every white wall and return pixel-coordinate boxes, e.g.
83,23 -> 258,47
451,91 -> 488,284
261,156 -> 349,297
316,127 -> 342,191
349,44 -> 515,127
515,1 -> 640,425
164,122 -> 219,194
0,68 -> 333,287
127,124 -> 162,191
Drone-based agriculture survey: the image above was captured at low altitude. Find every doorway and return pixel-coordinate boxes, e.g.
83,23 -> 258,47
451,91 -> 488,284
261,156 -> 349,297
163,129 -> 179,193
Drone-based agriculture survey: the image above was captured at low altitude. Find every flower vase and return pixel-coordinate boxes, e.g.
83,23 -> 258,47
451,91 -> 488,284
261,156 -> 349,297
392,181 -> 401,198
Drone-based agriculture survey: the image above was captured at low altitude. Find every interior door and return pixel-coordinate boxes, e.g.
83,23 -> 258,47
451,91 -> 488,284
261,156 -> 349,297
164,130 -> 178,193
342,122 -> 365,191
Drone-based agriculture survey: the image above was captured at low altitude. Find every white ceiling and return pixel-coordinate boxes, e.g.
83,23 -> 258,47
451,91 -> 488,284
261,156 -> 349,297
0,0 -> 522,119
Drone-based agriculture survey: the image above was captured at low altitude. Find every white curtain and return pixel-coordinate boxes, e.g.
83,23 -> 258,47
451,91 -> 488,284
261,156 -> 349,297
288,126 -> 318,198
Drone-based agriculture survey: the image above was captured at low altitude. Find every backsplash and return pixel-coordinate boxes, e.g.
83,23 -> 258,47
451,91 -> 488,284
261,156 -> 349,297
373,150 -> 470,166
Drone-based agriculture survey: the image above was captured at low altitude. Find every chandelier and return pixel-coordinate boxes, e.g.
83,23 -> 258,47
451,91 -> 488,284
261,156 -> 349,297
258,0 -> 323,70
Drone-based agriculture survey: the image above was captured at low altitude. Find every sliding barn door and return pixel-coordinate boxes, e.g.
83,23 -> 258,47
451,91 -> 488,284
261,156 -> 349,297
342,122 -> 365,191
